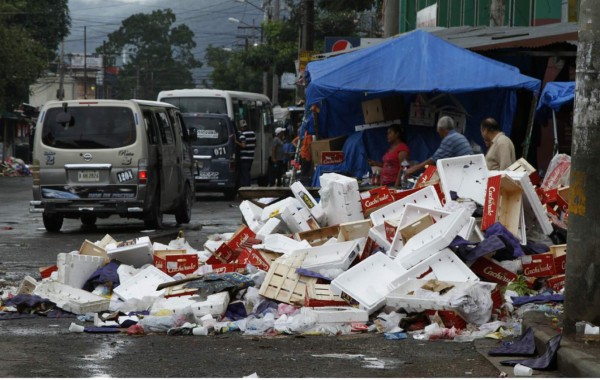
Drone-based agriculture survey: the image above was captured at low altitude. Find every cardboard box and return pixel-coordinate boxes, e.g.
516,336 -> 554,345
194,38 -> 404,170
236,249 -> 270,271
384,219 -> 400,243
320,151 -> 345,165
210,263 -> 247,274
550,244 -> 567,275
295,225 -> 340,246
360,186 -> 394,217
470,256 -> 518,285
153,249 -> 199,276
414,165 -> 439,188
40,265 -> 58,279
521,253 -> 556,278
547,275 -> 566,292
481,174 -> 523,237
206,242 -> 240,264
397,213 -> 434,244
311,136 -> 347,165
361,96 -> 404,124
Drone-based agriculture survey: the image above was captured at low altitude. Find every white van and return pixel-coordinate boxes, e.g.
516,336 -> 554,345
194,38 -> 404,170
30,99 -> 196,232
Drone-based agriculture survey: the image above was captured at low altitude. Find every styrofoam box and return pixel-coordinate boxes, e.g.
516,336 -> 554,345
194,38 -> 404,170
291,181 -> 326,224
295,240 -> 360,272
386,279 -> 495,313
330,253 -> 407,315
256,218 -> 283,241
368,223 -> 392,251
397,204 -> 475,241
260,197 -> 301,221
370,186 -> 442,226
319,173 -> 360,193
57,252 -> 105,289
240,200 -> 264,226
113,265 -> 174,301
150,295 -> 196,315
505,171 -> 553,235
279,205 -> 319,233
106,237 -> 154,268
301,306 -> 369,323
437,154 -> 489,206
393,209 -> 470,268
33,280 -> 110,314
191,291 -> 231,320
254,233 -> 312,254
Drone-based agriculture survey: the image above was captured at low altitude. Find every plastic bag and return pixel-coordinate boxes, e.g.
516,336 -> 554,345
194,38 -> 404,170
449,282 -> 496,325
243,313 -> 275,336
140,314 -> 186,333
541,154 -> 570,191
374,311 -> 405,333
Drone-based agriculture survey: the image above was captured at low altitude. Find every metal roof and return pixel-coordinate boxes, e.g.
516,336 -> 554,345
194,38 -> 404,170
429,22 -> 578,51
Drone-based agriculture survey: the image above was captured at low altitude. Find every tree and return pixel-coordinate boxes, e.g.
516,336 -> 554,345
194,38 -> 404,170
98,9 -> 201,100
0,0 -> 70,110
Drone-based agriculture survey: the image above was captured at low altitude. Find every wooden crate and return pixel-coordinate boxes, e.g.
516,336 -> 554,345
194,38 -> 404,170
295,225 -> 340,246
338,219 -> 372,242
259,262 -> 316,306
305,283 -> 349,307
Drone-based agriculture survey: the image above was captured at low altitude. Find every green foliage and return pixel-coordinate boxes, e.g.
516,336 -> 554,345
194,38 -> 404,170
316,0 -> 379,12
204,45 -> 262,93
0,0 -> 69,110
98,9 -> 202,100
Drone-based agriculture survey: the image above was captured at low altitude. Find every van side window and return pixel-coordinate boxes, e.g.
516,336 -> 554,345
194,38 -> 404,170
156,111 -> 174,145
143,110 -> 159,145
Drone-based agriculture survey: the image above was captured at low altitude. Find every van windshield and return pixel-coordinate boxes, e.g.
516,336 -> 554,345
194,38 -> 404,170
183,116 -> 230,146
42,107 -> 136,149
160,97 -> 227,114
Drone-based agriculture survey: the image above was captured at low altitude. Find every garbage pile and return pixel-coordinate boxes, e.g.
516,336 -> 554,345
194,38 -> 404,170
0,157 -> 31,176
0,153 -> 570,341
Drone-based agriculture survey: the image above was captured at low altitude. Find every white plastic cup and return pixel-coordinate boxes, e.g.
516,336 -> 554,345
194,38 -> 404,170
514,364 -> 533,377
68,322 -> 85,333
192,326 -> 209,336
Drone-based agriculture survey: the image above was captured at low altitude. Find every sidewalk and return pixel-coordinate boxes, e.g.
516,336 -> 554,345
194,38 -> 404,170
522,310 -> 600,377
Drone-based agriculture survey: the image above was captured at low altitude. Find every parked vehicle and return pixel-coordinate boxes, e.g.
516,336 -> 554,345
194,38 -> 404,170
182,113 -> 239,199
30,99 -> 196,232
157,89 -> 274,185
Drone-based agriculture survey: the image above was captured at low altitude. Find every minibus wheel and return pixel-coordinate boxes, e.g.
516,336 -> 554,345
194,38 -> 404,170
144,193 -> 163,229
175,183 -> 193,224
80,215 -> 97,226
43,213 -> 64,233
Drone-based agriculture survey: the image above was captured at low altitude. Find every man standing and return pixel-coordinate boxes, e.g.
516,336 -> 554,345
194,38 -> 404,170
269,127 -> 287,186
480,117 -> 515,170
405,116 -> 473,177
234,120 -> 255,187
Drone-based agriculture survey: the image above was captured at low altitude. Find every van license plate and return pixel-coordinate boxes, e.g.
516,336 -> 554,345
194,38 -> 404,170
78,170 -> 100,182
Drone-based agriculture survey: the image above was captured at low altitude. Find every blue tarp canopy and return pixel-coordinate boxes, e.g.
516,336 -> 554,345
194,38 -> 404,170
535,81 -> 575,121
302,30 -> 541,183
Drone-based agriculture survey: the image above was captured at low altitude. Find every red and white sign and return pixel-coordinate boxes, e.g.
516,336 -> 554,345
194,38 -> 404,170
236,249 -> 270,272
521,253 -> 556,278
547,275 -> 566,292
470,257 -> 518,285
332,39 -> 354,52
550,244 -> 567,275
415,165 -> 438,188
320,151 -> 345,165
153,250 -> 198,276
360,186 -> 394,216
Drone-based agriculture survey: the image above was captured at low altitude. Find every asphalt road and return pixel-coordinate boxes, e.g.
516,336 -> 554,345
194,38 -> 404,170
0,176 -> 513,378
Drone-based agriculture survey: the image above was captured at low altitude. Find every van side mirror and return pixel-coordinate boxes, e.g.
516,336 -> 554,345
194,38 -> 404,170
188,127 -> 198,142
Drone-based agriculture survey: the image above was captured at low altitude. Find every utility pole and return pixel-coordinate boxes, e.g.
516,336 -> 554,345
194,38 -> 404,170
383,0 -> 399,38
490,0 -> 506,26
301,0 -> 314,51
271,0 -> 280,105
57,41 -> 65,100
83,26 -> 87,99
564,0 -> 600,332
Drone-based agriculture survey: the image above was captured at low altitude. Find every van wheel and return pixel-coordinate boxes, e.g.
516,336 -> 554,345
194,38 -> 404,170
175,183 -> 193,225
223,189 -> 237,201
80,215 -> 97,226
43,213 -> 64,233
257,175 -> 268,187
144,193 -> 163,229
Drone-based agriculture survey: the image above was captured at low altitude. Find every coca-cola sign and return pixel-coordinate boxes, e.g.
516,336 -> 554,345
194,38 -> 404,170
471,257 -> 517,285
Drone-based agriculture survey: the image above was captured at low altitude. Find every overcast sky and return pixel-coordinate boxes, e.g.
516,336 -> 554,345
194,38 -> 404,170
66,0 -> 265,85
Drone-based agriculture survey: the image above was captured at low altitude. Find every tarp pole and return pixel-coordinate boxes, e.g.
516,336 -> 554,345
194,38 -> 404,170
521,93 -> 538,159
551,109 -> 559,155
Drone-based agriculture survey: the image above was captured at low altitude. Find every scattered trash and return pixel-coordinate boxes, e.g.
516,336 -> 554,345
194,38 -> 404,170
513,363 -> 533,377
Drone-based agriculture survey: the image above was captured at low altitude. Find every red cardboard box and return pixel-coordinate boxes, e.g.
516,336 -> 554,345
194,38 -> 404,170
320,151 -> 345,165
384,219 -> 399,243
359,236 -> 379,262
521,253 -> 556,278
470,257 -> 518,285
207,243 -> 240,264
415,165 -> 438,188
236,249 -> 270,271
426,310 -> 467,330
153,249 -> 198,275
360,186 -> 394,216
39,265 -> 58,279
227,224 -> 257,251
211,263 -> 247,274
550,244 -> 567,275
481,174 -> 523,237
547,275 -> 566,292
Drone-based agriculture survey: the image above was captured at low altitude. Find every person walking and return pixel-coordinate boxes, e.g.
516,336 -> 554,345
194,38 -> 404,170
234,120 -> 255,187
480,117 -> 515,170
404,116 -> 473,177
268,127 -> 287,186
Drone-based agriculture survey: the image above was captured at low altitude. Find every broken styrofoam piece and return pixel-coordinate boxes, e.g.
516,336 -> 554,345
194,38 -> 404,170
291,181 -> 326,224
150,295 -> 197,316
437,154 -> 489,205
93,313 -> 120,327
393,209 -> 470,269
295,240 -> 360,272
191,292 -> 231,321
370,186 -> 442,226
33,280 -> 110,314
368,223 -> 392,251
402,248 -> 480,283
56,252 -> 105,289
17,275 -> 38,295
300,306 -> 369,323
260,197 -> 301,221
331,253 -> 407,315
113,266 -> 173,301
279,204 -> 320,233
319,174 -> 364,226
106,237 -> 154,268
399,203 -> 475,241
505,171 -> 553,236
252,233 -> 311,254
240,200 -> 265,231
256,218 -> 284,241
